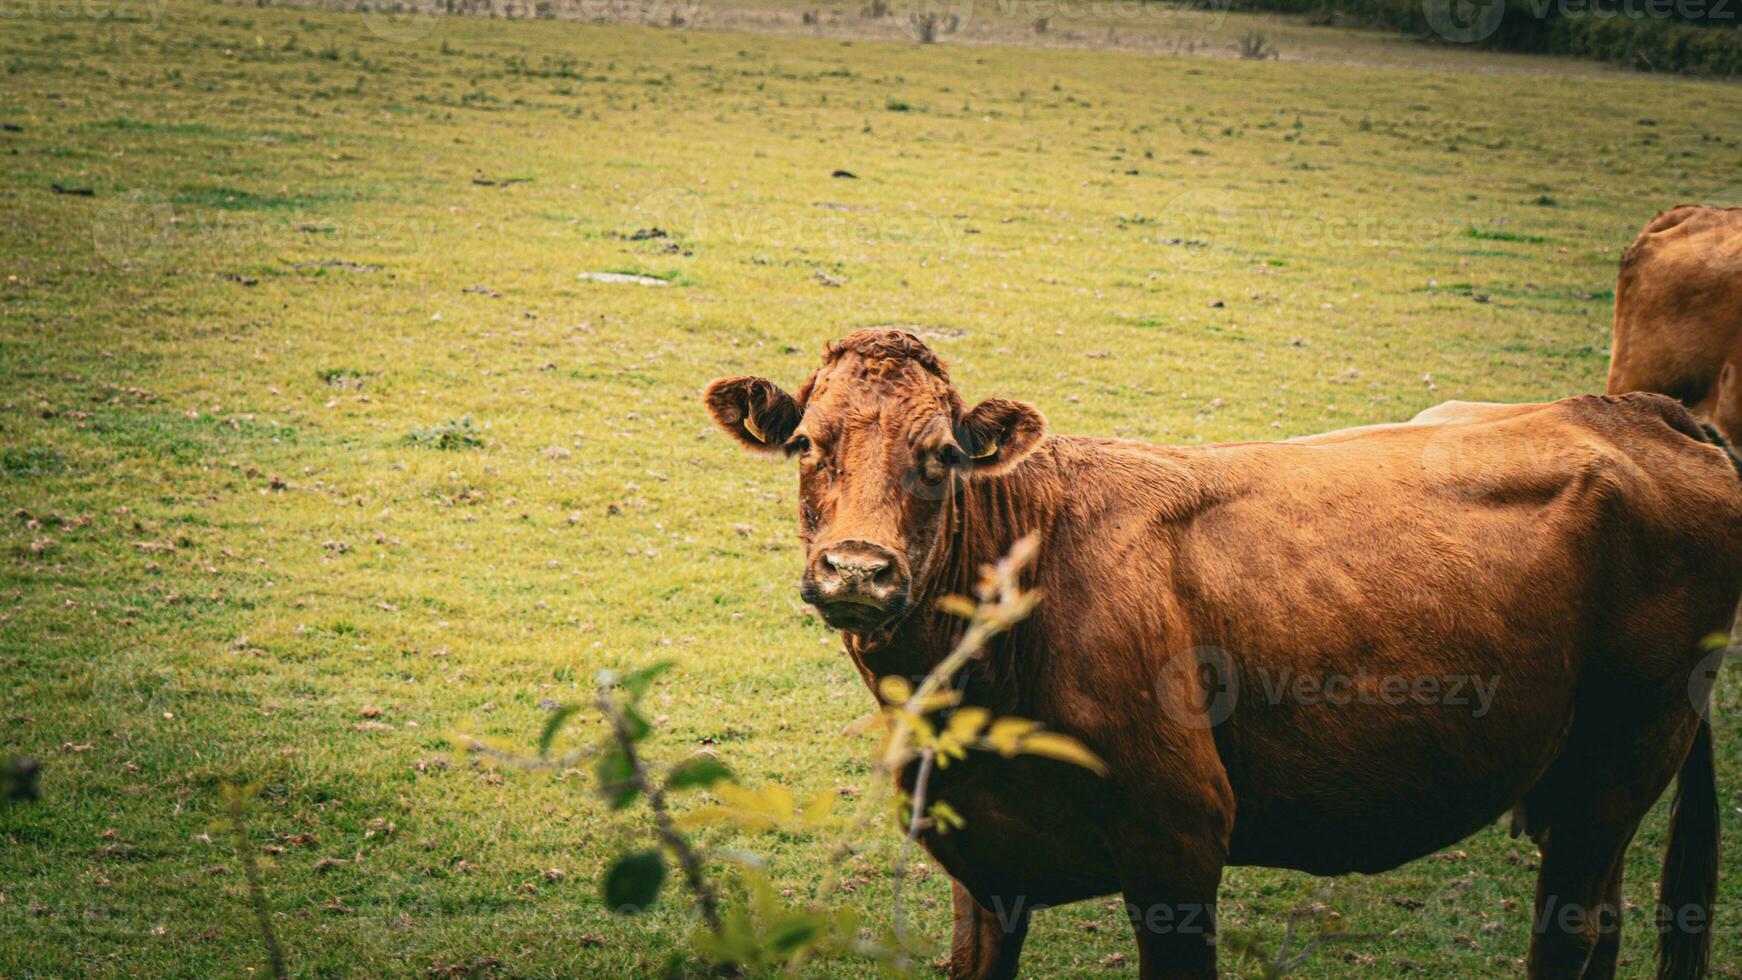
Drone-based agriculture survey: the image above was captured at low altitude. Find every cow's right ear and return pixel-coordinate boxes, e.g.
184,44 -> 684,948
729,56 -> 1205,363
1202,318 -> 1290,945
704,376 -> 801,454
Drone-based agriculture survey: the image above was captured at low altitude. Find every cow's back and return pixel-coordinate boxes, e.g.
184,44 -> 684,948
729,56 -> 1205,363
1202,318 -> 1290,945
1609,205 -> 1742,440
1253,394 -> 1741,640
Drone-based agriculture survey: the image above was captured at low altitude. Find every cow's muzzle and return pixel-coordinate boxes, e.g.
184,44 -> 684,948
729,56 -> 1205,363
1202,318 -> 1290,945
801,540 -> 910,632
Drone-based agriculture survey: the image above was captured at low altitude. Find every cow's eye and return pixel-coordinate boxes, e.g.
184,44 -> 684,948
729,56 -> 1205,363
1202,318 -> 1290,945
786,434 -> 811,458
919,449 -> 952,485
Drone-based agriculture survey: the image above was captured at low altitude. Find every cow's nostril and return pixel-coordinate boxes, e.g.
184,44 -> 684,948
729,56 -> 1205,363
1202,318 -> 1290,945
824,552 -> 889,580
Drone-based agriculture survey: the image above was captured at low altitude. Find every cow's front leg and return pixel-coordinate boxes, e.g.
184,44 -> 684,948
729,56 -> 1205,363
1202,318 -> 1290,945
1113,808 -> 1227,979
1110,744 -> 1231,979
947,880 -> 1030,980
1120,890 -> 1219,980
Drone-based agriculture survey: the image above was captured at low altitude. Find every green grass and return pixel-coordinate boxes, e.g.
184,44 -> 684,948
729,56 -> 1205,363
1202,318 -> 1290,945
4,1 -> 1742,976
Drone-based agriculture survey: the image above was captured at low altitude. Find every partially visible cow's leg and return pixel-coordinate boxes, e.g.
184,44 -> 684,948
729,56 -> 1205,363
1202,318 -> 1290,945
947,881 -> 1029,980
1579,863 -> 1625,980
1118,884 -> 1219,980
1530,823 -> 1628,978
1108,739 -> 1232,979
1526,689 -> 1702,979
1113,838 -> 1223,980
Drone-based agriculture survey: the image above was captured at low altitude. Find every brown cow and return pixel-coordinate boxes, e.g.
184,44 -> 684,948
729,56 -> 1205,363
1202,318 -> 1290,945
1609,204 -> 1742,441
704,329 -> 1739,980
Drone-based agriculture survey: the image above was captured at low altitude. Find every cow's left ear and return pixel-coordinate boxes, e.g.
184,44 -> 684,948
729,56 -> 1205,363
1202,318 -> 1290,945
704,376 -> 802,454
958,398 -> 1046,476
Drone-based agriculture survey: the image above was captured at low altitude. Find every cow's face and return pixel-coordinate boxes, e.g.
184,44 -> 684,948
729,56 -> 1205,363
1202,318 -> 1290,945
705,330 -> 1045,634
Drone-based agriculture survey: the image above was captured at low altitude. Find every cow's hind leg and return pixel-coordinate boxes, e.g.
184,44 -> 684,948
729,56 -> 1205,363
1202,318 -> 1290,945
1577,858 -> 1625,980
1531,823 -> 1628,978
947,881 -> 1029,980
1524,687 -> 1702,980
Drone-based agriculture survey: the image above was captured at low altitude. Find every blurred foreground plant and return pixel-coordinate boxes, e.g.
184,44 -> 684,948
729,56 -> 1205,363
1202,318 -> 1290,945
474,536 -> 1105,975
213,782 -> 289,980
1,756 -> 39,806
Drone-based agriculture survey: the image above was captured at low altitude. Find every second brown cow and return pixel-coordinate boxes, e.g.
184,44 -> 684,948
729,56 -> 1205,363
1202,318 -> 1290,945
1609,203 -> 1742,442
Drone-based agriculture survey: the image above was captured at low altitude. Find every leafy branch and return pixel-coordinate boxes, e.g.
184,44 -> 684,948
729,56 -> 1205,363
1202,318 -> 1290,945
859,533 -> 1105,969
479,535 -> 1107,976
594,666 -> 723,931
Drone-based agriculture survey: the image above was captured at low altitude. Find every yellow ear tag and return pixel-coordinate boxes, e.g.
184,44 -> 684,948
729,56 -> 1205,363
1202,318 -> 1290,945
743,413 -> 765,443
970,440 -> 998,459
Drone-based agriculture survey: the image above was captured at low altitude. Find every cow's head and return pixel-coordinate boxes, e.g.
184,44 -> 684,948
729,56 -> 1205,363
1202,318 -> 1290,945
705,329 -> 1046,634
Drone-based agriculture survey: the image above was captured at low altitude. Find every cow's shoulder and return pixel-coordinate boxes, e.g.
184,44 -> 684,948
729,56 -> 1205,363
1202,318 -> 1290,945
1423,393 -> 1739,525
1550,391 -> 1708,448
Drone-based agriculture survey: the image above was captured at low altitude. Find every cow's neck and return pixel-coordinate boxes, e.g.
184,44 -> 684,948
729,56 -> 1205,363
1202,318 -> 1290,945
843,446 -> 1061,713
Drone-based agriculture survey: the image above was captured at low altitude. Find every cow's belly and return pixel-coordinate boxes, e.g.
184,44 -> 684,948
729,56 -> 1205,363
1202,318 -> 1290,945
1226,783 -> 1523,876
1219,664 -> 1577,875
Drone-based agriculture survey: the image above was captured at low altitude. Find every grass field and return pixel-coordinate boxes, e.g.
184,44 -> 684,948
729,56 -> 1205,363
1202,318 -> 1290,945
5,1 -> 1742,975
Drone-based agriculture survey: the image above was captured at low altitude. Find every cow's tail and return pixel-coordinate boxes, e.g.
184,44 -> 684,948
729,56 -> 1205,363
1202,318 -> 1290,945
1658,716 -> 1718,980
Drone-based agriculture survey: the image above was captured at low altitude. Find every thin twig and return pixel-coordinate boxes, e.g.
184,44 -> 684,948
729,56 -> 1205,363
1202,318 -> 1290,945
1273,906 -> 1379,973
596,681 -> 723,933
876,534 -> 1039,777
776,537 -> 1043,979
811,566 -> 1025,908
889,748 -> 937,971
808,535 -> 1040,967
226,792 -> 288,979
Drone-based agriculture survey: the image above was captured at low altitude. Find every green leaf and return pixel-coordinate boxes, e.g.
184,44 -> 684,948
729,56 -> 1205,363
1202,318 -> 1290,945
620,704 -> 652,743
1017,731 -> 1108,776
537,705 -> 579,758
718,900 -> 757,959
596,750 -> 639,810
766,912 -> 826,955
618,660 -> 674,702
665,755 -> 732,792
602,849 -> 666,914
